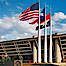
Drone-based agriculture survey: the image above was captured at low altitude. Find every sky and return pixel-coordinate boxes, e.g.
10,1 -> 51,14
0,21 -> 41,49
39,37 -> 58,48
0,0 -> 66,41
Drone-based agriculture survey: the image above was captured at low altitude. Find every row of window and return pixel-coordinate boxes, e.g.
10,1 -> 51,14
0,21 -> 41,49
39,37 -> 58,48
17,41 -> 29,44
61,41 -> 66,44
1,41 -> 29,46
60,37 -> 66,40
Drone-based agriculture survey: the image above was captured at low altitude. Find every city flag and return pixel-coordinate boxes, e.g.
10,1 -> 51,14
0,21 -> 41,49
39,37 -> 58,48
36,13 -> 51,30
36,20 -> 50,30
19,3 -> 39,21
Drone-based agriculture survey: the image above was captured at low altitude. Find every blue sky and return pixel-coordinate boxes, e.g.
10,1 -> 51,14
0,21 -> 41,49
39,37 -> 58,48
0,0 -> 66,41
0,0 -> 66,17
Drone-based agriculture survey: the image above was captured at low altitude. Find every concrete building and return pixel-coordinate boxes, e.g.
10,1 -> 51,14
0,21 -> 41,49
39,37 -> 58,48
0,33 -> 66,63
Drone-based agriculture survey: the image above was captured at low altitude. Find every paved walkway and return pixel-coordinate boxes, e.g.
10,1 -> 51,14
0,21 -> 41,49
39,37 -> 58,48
53,63 -> 66,66
23,63 -> 66,66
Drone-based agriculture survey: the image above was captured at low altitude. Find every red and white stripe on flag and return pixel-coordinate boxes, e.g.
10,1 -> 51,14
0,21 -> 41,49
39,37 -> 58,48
19,9 -> 39,21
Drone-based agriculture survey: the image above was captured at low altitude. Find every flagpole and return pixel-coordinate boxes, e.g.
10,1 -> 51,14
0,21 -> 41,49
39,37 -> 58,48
38,0 -> 41,63
49,6 -> 52,63
44,2 -> 47,63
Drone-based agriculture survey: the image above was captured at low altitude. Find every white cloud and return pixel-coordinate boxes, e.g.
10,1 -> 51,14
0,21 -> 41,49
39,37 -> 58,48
0,0 -> 9,5
52,12 -> 66,33
1,36 -> 5,39
5,1 -> 9,5
0,12 -> 66,41
52,24 -> 66,32
0,13 -> 38,41
52,12 -> 66,21
16,6 -> 23,10
24,33 -> 28,36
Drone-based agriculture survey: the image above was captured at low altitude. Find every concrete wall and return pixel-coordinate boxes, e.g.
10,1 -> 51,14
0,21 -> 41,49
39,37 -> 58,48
55,39 -> 61,63
33,42 -> 37,63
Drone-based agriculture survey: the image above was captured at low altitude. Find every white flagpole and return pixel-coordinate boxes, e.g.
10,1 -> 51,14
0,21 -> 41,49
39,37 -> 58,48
49,6 -> 52,63
38,0 -> 41,63
44,2 -> 47,63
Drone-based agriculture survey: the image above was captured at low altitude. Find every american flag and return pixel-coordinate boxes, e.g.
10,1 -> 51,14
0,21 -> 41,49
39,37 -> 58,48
19,3 -> 39,21
29,8 -> 51,25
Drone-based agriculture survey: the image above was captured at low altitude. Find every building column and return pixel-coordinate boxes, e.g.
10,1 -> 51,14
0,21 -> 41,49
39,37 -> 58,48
55,39 -> 61,63
33,42 -> 37,63
49,40 -> 52,63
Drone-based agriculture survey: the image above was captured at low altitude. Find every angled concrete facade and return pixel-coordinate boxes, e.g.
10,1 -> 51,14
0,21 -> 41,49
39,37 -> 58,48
0,33 -> 66,63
